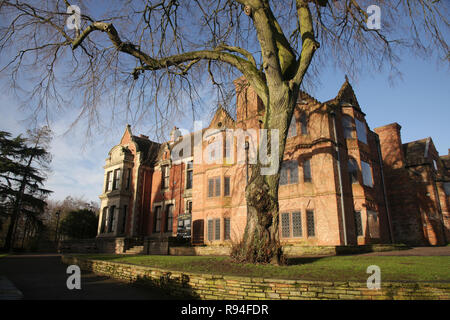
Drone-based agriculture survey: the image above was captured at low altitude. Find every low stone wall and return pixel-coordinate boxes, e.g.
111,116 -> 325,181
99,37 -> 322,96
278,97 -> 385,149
169,245 -> 231,256
61,255 -> 450,300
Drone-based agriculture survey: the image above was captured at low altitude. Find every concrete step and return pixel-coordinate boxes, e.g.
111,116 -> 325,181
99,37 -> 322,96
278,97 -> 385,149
124,245 -> 145,255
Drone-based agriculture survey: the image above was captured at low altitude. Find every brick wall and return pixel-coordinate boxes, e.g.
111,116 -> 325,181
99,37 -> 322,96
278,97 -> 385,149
62,256 -> 449,300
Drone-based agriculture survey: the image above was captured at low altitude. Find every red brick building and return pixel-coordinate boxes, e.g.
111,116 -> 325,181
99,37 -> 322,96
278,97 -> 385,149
375,124 -> 449,245
96,78 -> 448,253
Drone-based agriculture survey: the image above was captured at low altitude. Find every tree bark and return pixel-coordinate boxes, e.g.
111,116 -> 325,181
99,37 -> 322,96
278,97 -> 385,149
231,83 -> 298,264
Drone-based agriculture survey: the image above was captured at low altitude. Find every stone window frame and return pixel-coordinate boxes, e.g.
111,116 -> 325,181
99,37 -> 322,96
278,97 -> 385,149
303,158 -> 312,183
185,158 -> 194,190
361,160 -> 374,187
280,211 -> 303,239
279,160 -> 299,185
342,115 -> 354,139
287,115 -> 297,138
207,176 -> 221,198
153,204 -> 163,233
306,210 -> 315,238
224,217 -> 231,240
348,158 -> 359,184
366,210 -> 380,239
224,176 -> 231,197
105,170 -> 113,192
355,118 -> 368,144
125,167 -> 132,190
161,164 -> 170,190
354,210 -> 363,237
112,168 -> 121,190
300,112 -> 308,135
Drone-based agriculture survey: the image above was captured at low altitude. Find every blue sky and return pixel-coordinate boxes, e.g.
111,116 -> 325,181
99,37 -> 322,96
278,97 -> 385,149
1,52 -> 448,204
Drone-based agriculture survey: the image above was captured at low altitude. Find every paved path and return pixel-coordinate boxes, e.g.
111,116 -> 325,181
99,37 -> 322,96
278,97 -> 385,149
0,254 -> 174,300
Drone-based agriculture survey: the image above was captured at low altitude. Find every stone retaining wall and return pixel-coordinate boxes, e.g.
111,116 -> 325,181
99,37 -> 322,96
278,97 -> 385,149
61,255 -> 450,300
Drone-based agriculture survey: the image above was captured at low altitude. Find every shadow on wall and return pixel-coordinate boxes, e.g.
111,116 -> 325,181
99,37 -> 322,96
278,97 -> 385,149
381,142 -> 446,246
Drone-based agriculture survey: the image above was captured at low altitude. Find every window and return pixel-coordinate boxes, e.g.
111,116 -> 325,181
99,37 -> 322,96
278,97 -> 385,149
224,218 -> 231,240
186,161 -> 193,189
214,218 -> 221,240
208,177 -> 221,197
300,113 -> 308,135
215,177 -> 221,197
355,119 -> 368,144
224,176 -> 231,196
444,182 -> 450,196
126,168 -> 131,190
225,142 -> 231,159
161,165 -> 169,189
303,159 -> 312,183
281,213 -> 290,238
367,210 -> 379,238
154,206 -> 162,232
100,207 -> 107,233
348,159 -> 359,184
105,171 -> 113,192
279,161 -> 298,185
306,210 -> 315,237
292,212 -> 302,237
165,204 -> 174,232
207,219 -> 213,241
342,116 -> 353,139
361,161 -> 373,187
354,211 -> 363,236
186,200 -> 192,214
107,206 -> 115,233
433,159 -> 438,171
119,205 -> 127,234
208,178 -> 214,197
113,169 -> 121,190
287,116 -> 297,138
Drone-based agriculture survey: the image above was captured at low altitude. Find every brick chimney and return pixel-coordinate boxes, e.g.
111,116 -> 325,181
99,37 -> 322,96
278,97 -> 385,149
374,123 -> 405,169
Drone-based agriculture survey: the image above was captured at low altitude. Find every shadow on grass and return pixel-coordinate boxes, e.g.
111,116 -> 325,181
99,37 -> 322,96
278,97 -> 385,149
79,257 -> 201,300
285,257 -> 326,266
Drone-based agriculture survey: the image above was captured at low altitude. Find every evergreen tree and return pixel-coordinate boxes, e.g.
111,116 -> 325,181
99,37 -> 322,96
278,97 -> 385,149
0,127 -> 53,251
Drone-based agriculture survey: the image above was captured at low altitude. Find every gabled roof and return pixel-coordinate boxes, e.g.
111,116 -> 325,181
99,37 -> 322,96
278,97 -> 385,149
132,135 -> 161,166
208,105 -> 236,130
323,76 -> 363,113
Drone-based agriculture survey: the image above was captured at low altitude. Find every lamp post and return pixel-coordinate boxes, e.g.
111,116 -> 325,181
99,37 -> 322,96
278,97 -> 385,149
54,210 -> 61,244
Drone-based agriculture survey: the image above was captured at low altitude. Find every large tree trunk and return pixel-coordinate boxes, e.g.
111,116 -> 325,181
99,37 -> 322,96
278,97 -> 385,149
231,84 -> 298,265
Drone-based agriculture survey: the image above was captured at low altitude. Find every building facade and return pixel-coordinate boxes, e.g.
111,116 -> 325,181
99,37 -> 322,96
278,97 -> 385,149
97,78 -> 449,252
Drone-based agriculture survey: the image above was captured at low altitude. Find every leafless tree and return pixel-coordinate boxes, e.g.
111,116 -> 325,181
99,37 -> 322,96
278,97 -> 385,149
0,0 -> 448,263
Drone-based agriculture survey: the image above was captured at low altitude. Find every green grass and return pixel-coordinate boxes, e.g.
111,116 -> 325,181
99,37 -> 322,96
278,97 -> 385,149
0,254 -> 8,259
72,254 -> 450,282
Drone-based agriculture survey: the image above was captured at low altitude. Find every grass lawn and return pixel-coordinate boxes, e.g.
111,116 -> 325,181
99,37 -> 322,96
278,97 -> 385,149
72,254 -> 450,283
